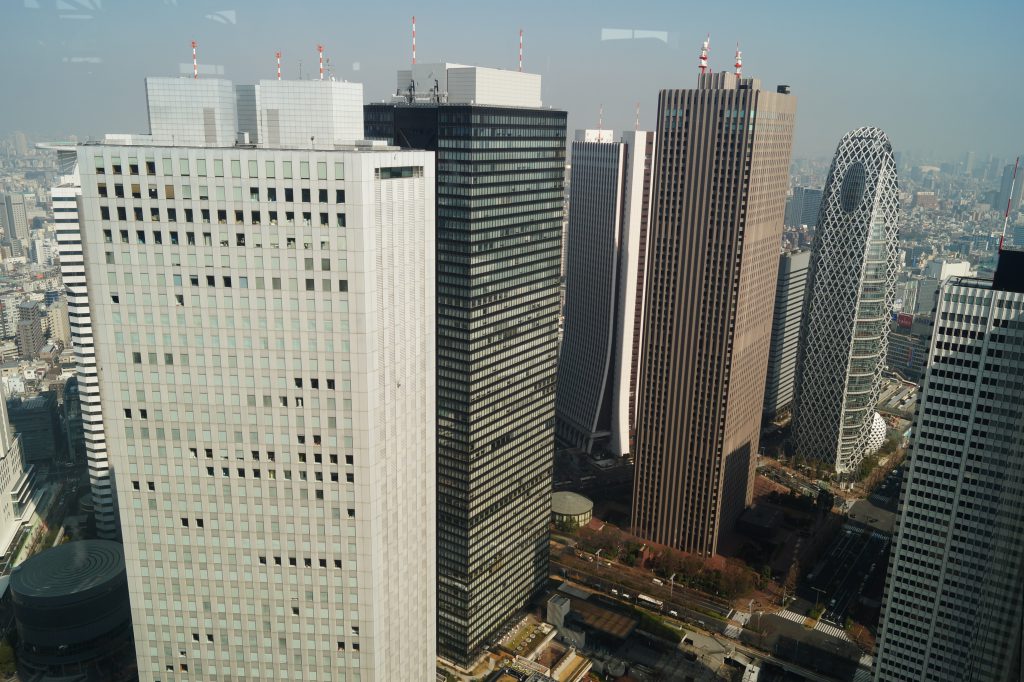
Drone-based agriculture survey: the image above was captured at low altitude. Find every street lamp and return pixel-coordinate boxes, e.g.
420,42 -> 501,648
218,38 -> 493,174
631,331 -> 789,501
669,573 -> 677,597
812,586 -> 827,612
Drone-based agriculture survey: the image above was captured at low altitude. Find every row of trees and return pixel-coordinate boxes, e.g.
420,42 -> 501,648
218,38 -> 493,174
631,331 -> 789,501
574,524 -> 756,600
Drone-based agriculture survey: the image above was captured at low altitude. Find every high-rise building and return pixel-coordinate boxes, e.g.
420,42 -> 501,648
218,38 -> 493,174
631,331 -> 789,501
365,62 -> 566,665
996,161 -> 1023,213
42,141 -> 121,538
556,128 -> 655,456
763,249 -> 810,420
792,127 -> 900,475
78,76 -> 437,681
875,249 -> 1024,682
0,382 -> 36,557
15,301 -> 44,360
885,312 -> 931,383
2,193 -> 29,257
784,186 -> 823,228
631,73 -> 796,556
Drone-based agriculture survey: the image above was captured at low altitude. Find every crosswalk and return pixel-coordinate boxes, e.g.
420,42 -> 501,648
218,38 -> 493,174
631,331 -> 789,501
733,610 -> 751,625
852,665 -> 874,681
814,619 -> 852,641
774,609 -> 809,625
723,624 -> 743,639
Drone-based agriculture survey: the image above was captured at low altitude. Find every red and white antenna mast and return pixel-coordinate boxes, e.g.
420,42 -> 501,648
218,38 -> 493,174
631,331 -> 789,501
519,29 -> 523,72
276,51 -> 282,80
635,102 -> 640,131
598,104 -> 603,132
192,40 -> 198,79
412,16 -> 417,65
318,44 -> 324,80
734,43 -> 742,78
999,156 -> 1019,252
698,34 -> 710,75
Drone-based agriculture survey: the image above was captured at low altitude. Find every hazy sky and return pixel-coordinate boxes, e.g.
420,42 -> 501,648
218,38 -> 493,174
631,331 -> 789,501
2,0 -> 1021,159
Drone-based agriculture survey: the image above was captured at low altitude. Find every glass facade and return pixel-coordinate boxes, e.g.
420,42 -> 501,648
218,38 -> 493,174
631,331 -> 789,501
366,103 -> 566,665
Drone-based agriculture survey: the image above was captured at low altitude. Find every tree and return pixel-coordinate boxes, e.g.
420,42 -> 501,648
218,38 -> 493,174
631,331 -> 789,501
0,641 -> 15,677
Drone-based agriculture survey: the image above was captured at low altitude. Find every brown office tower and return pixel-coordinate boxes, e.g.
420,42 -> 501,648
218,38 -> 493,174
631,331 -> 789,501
632,72 -> 796,555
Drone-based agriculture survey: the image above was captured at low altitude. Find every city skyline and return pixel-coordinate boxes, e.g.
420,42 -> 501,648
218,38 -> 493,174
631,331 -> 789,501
0,0 -> 1021,159
0,7 -> 1023,680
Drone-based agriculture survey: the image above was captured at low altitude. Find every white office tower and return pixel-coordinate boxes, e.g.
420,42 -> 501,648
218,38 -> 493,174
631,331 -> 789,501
40,142 -> 121,539
0,383 -> 35,557
792,127 -> 900,475
556,129 -> 655,456
763,249 -> 811,419
77,77 -> 437,681
875,250 -> 1024,682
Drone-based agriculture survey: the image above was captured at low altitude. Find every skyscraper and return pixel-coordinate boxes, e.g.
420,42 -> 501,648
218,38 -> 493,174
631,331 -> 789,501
763,249 -> 810,420
2,193 -> 28,257
43,141 -> 121,538
631,72 -> 796,556
366,62 -> 566,665
0,382 -> 35,558
78,76 -> 437,681
874,249 -> 1024,682
792,127 -> 900,475
783,186 -> 823,228
997,161 -> 1023,213
557,128 -> 655,456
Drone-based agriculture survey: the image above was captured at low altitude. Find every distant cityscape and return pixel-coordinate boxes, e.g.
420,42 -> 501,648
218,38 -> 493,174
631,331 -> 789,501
0,35 -> 1019,682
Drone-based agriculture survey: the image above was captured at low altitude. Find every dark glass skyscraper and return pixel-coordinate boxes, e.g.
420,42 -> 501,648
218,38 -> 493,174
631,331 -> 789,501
366,63 -> 566,665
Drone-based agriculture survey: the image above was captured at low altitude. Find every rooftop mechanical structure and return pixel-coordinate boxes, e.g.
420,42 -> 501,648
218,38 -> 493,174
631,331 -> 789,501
792,127 -> 900,475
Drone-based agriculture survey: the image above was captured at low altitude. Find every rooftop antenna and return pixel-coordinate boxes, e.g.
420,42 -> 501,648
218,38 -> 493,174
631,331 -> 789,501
999,155 -> 1019,251
698,34 -> 710,76
276,51 -> 282,80
192,40 -> 198,79
635,102 -> 640,131
519,29 -> 523,72
412,16 -> 417,65
318,44 -> 324,80
734,42 -> 742,78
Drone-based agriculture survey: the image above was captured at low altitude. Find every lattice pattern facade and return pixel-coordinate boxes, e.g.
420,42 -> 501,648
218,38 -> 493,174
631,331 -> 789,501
793,127 -> 899,475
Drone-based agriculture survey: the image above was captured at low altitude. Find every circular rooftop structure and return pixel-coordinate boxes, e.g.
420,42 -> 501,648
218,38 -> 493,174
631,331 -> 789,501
10,540 -> 135,678
551,491 -> 594,528
11,539 -> 124,604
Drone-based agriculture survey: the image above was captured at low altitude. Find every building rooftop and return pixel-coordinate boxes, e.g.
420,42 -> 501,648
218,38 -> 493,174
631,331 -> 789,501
10,539 -> 125,604
551,491 -> 593,517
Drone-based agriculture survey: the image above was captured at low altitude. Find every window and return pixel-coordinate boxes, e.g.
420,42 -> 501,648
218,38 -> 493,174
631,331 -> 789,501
317,161 -> 328,180
301,188 -> 311,203
231,160 -> 241,177
179,158 -> 190,176
248,160 -> 258,178
300,161 -> 310,179
336,189 -> 345,203
268,187 -> 277,202
318,189 -> 328,203
214,159 -> 224,177
338,280 -> 348,292
333,162 -> 344,180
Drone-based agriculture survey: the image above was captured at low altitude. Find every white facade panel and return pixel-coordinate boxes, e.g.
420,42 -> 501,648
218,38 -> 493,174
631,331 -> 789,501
77,137 -> 436,681
447,67 -> 542,107
255,80 -> 364,147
